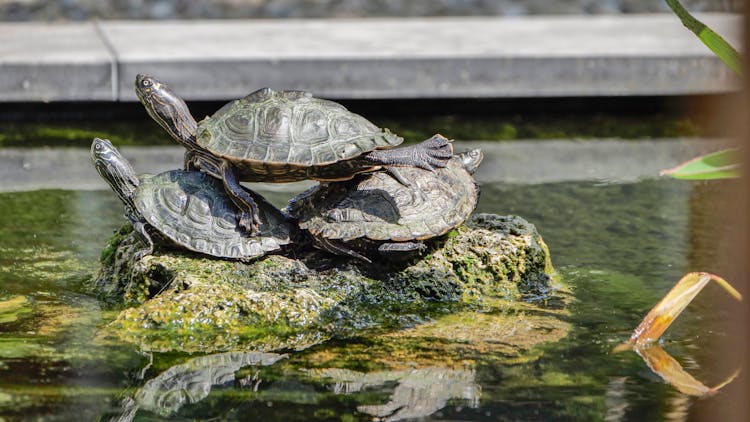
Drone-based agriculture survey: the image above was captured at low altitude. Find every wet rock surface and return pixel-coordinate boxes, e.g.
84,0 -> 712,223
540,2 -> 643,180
0,0 -> 741,21
91,213 -> 565,353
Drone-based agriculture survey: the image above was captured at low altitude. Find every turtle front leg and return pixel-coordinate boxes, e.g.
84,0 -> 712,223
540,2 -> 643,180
364,134 -> 453,171
127,212 -> 154,260
132,221 -> 154,261
184,149 -> 223,173
185,153 -> 261,235
220,161 -> 262,235
188,150 -> 223,177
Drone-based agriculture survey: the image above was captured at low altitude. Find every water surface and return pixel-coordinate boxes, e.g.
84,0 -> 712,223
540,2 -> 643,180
0,145 -> 741,420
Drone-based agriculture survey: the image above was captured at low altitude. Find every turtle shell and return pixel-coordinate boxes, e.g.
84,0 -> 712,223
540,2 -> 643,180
287,156 -> 479,243
196,88 -> 402,167
134,170 -> 291,259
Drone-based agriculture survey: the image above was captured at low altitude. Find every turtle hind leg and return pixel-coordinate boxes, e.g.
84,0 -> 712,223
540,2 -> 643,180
220,161 -> 262,236
314,237 -> 372,263
377,241 -> 427,259
364,134 -> 453,171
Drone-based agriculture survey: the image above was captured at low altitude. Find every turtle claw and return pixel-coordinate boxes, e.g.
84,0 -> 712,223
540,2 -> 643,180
419,162 -> 436,172
132,246 -> 153,262
237,211 -> 262,236
429,144 -> 455,159
133,250 -> 147,261
416,134 -> 454,170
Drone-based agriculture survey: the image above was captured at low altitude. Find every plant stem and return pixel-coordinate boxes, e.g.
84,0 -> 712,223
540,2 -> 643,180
664,0 -> 742,75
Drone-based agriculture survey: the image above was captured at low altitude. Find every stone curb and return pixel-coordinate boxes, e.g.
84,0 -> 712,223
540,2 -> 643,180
0,14 -> 741,102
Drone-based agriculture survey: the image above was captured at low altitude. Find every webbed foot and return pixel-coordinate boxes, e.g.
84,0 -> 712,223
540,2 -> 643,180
414,134 -> 454,171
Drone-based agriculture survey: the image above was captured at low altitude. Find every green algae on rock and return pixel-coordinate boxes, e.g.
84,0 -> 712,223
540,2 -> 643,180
0,296 -> 32,324
92,213 -> 562,353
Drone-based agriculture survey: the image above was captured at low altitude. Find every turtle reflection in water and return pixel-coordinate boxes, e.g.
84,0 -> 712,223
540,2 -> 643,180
90,138 -> 292,261
122,352 -> 287,418
135,74 -> 453,235
287,149 -> 483,262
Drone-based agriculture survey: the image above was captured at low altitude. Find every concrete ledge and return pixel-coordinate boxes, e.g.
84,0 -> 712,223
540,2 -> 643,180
0,15 -> 741,101
0,22 -> 115,101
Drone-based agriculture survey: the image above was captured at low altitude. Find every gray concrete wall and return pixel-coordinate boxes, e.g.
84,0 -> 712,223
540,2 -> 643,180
0,14 -> 741,102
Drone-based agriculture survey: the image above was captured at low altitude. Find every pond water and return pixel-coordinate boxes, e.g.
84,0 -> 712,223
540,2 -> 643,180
0,141 -> 742,420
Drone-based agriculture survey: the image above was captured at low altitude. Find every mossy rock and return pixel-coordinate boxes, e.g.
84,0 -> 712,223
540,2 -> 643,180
92,213 -> 564,353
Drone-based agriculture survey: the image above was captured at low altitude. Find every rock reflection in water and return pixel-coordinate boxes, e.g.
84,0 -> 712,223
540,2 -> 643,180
113,351 -> 286,420
316,367 -> 480,421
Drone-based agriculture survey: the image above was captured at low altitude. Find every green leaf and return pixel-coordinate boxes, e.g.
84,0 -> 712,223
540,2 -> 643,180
698,26 -> 743,75
660,148 -> 741,180
665,0 -> 742,75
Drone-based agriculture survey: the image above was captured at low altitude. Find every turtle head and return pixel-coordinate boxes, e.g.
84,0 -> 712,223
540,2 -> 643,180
135,74 -> 198,148
458,148 -> 483,174
91,138 -> 140,212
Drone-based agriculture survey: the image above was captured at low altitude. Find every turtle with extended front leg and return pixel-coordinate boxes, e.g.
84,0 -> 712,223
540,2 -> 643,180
286,149 -> 483,263
91,138 -> 293,261
135,75 -> 453,236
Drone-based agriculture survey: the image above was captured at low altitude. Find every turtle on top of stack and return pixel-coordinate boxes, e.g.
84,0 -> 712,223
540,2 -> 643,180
92,75 -> 484,264
134,74 -> 454,236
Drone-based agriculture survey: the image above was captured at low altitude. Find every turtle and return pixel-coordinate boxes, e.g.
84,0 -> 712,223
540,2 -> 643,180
90,138 -> 293,261
134,74 -> 453,236
286,148 -> 483,262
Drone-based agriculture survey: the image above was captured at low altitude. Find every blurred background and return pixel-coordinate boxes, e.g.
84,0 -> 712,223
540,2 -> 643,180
0,1 -> 747,421
0,0 -> 744,20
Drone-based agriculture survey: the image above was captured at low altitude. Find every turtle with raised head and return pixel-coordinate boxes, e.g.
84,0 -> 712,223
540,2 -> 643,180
286,149 -> 483,262
91,138 -> 292,261
135,75 -> 453,236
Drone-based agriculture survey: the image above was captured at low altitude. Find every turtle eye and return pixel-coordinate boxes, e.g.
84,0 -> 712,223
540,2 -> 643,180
142,78 -> 152,88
